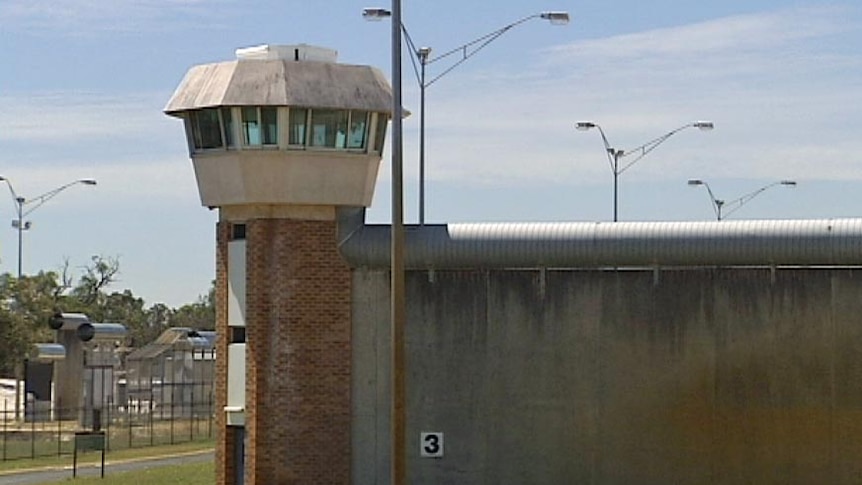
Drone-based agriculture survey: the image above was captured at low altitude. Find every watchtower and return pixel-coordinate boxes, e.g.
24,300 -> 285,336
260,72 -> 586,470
165,44 -> 391,485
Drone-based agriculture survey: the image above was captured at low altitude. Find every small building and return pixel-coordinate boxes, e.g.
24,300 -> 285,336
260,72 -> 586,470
125,328 -> 215,419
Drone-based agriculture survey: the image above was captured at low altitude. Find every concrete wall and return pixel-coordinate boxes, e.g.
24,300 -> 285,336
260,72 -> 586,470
352,267 -> 862,484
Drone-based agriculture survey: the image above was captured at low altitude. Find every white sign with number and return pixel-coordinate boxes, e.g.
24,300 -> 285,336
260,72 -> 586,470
420,432 -> 444,458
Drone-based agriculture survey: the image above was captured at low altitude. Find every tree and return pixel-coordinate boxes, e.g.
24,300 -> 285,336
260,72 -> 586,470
70,255 -> 120,306
0,271 -> 65,375
171,282 -> 215,331
0,257 -> 215,379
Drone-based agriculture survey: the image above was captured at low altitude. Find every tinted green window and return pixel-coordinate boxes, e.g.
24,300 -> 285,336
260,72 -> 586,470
221,108 -> 235,148
242,107 -> 261,145
348,111 -> 368,149
374,114 -> 388,153
310,109 -> 349,148
191,109 -> 223,150
289,108 -> 308,145
262,107 -> 278,145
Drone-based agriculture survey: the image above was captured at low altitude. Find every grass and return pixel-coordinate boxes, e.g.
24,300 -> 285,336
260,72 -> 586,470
0,439 -> 214,473
43,460 -> 214,484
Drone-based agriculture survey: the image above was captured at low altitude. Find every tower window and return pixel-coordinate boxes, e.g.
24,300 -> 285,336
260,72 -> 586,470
222,108 -> 236,148
231,223 -> 246,240
310,109 -> 349,148
261,107 -> 278,145
241,107 -> 261,145
189,106 -> 382,153
288,108 -> 308,146
348,111 -> 369,149
374,113 -> 388,153
190,109 -> 224,150
242,107 -> 278,147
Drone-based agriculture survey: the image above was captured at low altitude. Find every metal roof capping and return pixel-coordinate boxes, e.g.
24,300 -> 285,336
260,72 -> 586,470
338,218 -> 862,269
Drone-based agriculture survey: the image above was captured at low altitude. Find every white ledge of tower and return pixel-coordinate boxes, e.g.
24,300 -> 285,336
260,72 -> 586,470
235,44 -> 338,63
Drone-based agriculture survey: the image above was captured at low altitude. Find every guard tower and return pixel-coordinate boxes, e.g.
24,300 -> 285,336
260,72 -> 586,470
164,44 -> 391,485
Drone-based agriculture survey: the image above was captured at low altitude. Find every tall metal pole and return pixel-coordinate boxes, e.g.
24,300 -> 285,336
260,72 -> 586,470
13,197 -> 23,421
390,0 -> 407,483
612,153 -> 619,222
16,197 -> 23,279
418,51 -> 428,226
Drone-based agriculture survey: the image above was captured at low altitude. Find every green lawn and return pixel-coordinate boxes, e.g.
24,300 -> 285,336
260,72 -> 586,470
0,439 -> 214,473
46,460 -> 214,484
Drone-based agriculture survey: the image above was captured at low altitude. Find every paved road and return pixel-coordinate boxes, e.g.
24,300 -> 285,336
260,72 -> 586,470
0,449 -> 213,485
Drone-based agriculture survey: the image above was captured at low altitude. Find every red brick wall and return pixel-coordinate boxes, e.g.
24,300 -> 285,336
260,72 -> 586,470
243,218 -> 352,484
215,221 -> 234,485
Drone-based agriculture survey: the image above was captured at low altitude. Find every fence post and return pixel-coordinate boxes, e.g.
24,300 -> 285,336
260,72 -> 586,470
106,396 -> 112,451
57,397 -> 62,457
190,387 -> 195,442
30,398 -> 35,459
149,397 -> 154,447
170,381 -> 175,445
208,390 -> 213,439
128,396 -> 133,449
3,398 -> 7,461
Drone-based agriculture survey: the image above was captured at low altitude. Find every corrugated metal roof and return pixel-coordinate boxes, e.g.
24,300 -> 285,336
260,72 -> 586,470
339,219 -> 862,269
164,59 -> 392,114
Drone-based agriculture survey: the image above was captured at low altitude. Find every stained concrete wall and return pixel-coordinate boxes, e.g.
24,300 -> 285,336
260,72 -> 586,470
352,267 -> 862,484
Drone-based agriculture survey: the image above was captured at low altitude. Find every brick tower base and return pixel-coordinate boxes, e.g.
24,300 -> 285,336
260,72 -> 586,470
215,218 -> 352,484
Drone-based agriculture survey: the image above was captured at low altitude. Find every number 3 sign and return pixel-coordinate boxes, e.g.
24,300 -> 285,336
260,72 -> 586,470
420,432 -> 444,458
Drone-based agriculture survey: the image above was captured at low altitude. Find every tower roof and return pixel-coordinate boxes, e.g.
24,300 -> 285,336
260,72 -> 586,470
164,51 -> 392,115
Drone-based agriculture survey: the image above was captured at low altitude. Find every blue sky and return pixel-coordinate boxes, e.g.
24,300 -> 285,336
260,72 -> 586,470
1,1 -> 860,307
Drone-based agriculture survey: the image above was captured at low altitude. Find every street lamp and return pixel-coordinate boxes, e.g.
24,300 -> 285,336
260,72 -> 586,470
365,8 -> 570,225
576,121 -> 714,222
688,178 -> 796,220
0,176 -> 97,279
366,1 -> 408,483
0,176 -> 95,421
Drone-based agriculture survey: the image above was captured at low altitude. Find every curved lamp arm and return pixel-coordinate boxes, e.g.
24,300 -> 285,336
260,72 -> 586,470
717,180 -> 796,220
689,179 -> 795,220
0,177 -> 21,205
368,10 -> 568,90
616,122 -> 714,175
687,179 -> 723,220
577,122 -> 713,176
22,179 -> 97,217
421,12 -> 569,88
575,122 -> 616,174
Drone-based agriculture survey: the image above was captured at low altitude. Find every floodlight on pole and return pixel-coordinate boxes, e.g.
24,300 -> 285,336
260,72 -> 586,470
576,121 -> 713,222
365,8 -> 570,225
688,178 -> 796,220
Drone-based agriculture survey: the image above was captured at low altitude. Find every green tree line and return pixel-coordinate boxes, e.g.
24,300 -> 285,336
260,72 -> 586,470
0,255 -> 214,376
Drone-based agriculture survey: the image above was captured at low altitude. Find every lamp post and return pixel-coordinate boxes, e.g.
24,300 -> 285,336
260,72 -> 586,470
0,177 -> 97,279
688,179 -> 796,220
0,176 -> 96,421
364,8 -> 570,225
576,121 -> 714,222
365,1 -> 408,483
